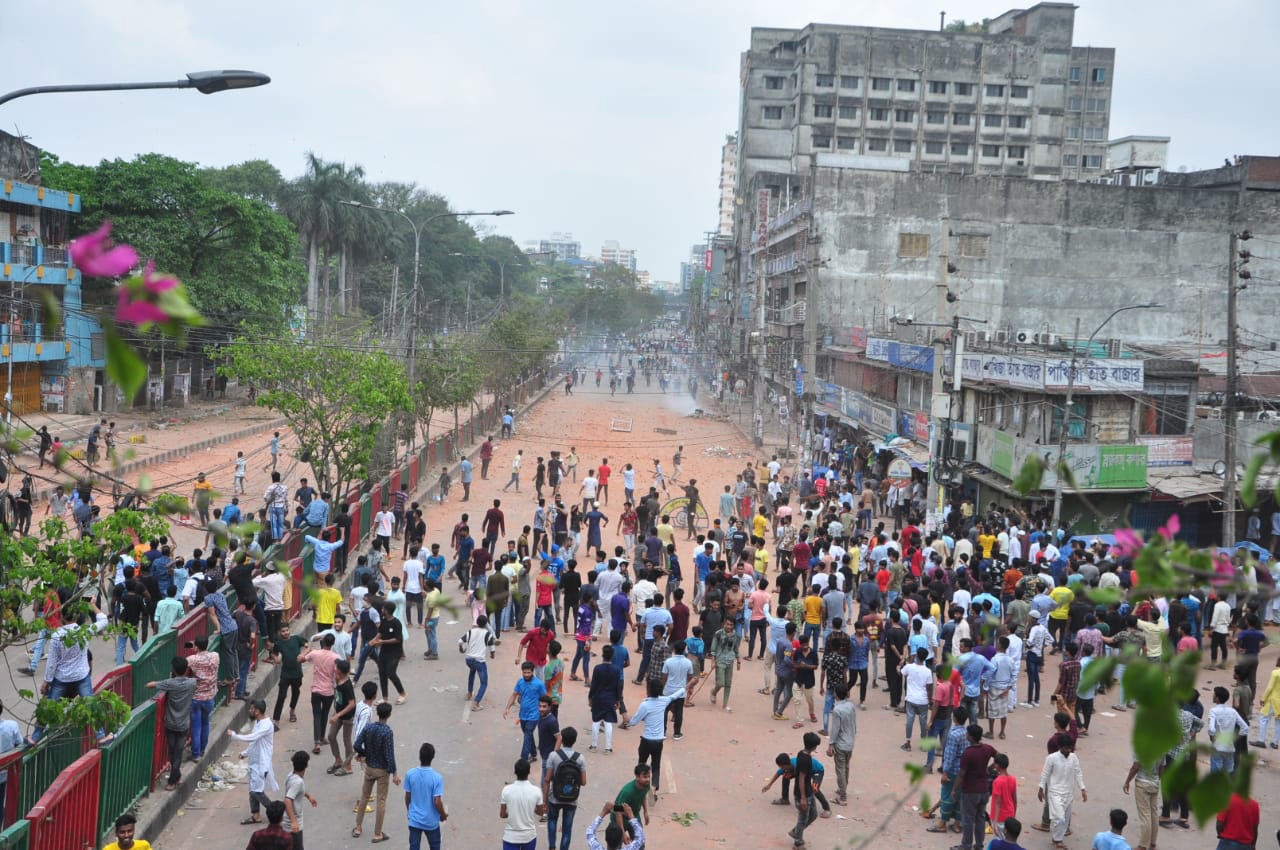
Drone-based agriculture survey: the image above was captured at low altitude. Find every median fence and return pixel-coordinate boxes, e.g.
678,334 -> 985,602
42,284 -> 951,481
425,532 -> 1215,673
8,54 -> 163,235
0,374 -> 545,849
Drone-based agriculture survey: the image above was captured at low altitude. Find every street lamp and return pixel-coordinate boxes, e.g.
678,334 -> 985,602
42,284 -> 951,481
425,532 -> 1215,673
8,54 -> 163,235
448,252 -> 526,317
0,70 -> 271,107
1050,302 -> 1162,527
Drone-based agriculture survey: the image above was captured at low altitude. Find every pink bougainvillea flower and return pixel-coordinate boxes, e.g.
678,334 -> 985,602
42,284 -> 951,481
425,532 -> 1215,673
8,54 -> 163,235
1157,514 -> 1181,541
69,221 -> 138,277
141,261 -> 179,294
1111,527 -> 1143,557
115,287 -> 169,326
1212,554 -> 1235,587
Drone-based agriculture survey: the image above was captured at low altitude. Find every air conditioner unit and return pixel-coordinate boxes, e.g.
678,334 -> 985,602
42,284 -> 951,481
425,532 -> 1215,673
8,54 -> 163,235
1015,328 -> 1035,344
1035,332 -> 1061,346
1106,338 -> 1123,358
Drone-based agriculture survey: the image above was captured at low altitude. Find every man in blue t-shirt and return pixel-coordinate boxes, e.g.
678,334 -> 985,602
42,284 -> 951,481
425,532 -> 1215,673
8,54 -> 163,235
504,662 -> 548,763
404,741 -> 447,849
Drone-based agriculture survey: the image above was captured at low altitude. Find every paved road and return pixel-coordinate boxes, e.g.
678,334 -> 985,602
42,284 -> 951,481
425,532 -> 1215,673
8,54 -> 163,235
147,383 -> 1280,850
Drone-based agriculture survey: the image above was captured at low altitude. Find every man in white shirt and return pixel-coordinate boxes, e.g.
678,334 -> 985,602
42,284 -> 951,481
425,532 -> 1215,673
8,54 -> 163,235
373,508 -> 395,554
901,648 -> 934,751
459,615 -> 496,710
312,614 -> 354,661
403,547 -> 426,627
500,758 -> 545,847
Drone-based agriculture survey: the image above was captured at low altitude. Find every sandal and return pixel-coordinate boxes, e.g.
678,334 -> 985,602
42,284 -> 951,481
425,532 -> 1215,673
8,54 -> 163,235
926,825 -> 949,833
372,835 -> 390,844
326,765 -> 338,774
312,745 -> 321,755
792,722 -> 805,729
241,817 -> 264,825
351,828 -> 362,838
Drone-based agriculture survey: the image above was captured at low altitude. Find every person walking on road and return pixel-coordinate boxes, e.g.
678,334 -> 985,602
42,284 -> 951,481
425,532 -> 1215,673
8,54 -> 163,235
543,726 -> 587,850
352,701 -> 400,841
283,750 -> 318,847
623,679 -> 684,797
500,758 -> 545,850
503,450 -> 524,493
229,699 -> 278,825
461,615 -> 497,711
405,742 -> 448,850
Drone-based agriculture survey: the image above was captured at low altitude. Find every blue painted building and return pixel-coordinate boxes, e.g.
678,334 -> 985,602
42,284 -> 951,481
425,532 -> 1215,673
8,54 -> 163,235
0,131 -> 105,413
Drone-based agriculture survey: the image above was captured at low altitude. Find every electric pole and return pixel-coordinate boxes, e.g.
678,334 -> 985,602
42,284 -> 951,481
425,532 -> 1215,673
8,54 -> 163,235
1222,229 -> 1251,543
925,217 -> 951,533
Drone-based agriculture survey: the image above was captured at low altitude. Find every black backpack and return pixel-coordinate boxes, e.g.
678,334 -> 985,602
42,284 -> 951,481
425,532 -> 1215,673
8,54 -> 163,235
551,749 -> 583,802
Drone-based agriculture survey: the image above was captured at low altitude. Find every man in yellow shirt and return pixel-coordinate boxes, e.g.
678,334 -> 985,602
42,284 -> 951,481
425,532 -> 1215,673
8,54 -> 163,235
802,585 -> 824,646
103,814 -> 150,850
313,572 -> 344,631
754,542 -> 771,579
752,510 -> 769,541
977,526 -> 996,560
1048,584 -> 1074,650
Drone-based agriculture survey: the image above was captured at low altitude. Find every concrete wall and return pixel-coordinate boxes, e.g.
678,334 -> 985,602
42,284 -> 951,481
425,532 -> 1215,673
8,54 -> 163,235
0,130 -> 41,183
808,166 -> 1280,347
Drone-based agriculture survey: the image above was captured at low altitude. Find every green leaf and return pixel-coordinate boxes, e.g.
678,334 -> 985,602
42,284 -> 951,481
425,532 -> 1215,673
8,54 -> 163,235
103,323 -> 147,401
1132,698 -> 1181,769
1188,770 -> 1233,827
1086,586 -> 1122,606
1012,455 -> 1045,495
1241,453 -> 1266,507
903,763 -> 925,785
1079,656 -> 1118,693
1162,753 -> 1197,796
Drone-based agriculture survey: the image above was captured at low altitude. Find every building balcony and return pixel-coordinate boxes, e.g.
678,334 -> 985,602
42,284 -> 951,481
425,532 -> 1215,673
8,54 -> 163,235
766,299 -> 806,325
0,323 -> 68,363
0,243 -> 77,284
0,179 -> 82,213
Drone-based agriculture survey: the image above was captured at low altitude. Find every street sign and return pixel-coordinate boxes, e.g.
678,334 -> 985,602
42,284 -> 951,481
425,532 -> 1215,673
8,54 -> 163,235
887,457 -> 912,488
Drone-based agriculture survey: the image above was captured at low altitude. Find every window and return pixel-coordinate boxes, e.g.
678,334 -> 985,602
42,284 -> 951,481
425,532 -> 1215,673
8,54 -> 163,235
894,139 -> 913,153
1007,145 -> 1027,159
763,106 -> 783,120
1067,96 -> 1083,111
926,110 -> 947,124
788,104 -> 796,118
816,73 -> 834,87
950,141 -> 970,155
958,234 -> 988,258
91,332 -> 105,360
894,108 -> 915,122
838,105 -> 858,119
1050,399 -> 1087,441
981,144 -> 1001,158
869,107 -> 889,121
764,75 -> 784,90
924,140 -> 945,154
1086,98 -> 1106,113
983,113 -> 1003,127
812,136 -> 831,150
952,111 -> 972,126
928,80 -> 949,95
898,233 -> 929,258
1069,66 -> 1082,82
837,136 -> 858,150
840,75 -> 861,89
954,82 -> 974,96
871,77 -> 891,91
985,84 -> 1005,98
814,104 -> 834,118
1007,115 -> 1027,129
867,137 -> 888,151
1140,380 -> 1191,435
1091,68 -> 1106,83
1086,126 -> 1107,141
1084,154 -> 1103,169
897,79 -> 917,92
1062,154 -> 1079,167
1066,126 -> 1081,139
1010,85 -> 1029,98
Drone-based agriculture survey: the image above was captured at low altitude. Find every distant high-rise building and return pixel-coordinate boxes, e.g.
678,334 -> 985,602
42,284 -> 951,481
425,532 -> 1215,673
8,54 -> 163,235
636,270 -> 651,289
536,232 -> 581,264
600,240 -> 638,274
719,134 -> 738,236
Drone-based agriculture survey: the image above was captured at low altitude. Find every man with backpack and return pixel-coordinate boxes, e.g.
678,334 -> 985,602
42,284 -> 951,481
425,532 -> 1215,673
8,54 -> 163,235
542,726 -> 587,850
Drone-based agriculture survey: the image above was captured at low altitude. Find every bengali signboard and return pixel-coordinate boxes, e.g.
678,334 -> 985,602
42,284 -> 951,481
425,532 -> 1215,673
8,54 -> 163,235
851,326 -> 867,349
1139,435 -> 1194,467
899,411 -> 930,444
866,337 -> 891,362
841,389 -> 897,436
975,428 -> 1148,490
1043,358 -> 1144,392
887,341 -> 934,375
1096,445 -> 1150,488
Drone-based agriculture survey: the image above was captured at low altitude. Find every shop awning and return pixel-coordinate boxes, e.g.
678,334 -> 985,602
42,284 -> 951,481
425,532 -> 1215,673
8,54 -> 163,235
889,440 -> 931,471
1147,469 -> 1225,503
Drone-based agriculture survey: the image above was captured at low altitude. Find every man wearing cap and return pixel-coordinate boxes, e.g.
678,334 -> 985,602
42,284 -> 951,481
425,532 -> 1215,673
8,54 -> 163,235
543,546 -> 567,624
1023,609 -> 1053,707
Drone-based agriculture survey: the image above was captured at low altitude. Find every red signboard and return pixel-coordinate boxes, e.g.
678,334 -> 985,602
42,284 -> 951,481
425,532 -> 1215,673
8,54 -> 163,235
704,249 -> 712,271
851,326 -> 867,349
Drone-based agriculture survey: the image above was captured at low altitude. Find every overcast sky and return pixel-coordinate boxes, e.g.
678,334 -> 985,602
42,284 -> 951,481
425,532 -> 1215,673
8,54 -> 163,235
1,1 -> 1275,283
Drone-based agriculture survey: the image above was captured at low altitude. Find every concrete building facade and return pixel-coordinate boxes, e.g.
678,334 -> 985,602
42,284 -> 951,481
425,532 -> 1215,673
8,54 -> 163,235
537,232 -> 581,264
718,134 -> 738,236
600,240 -> 638,274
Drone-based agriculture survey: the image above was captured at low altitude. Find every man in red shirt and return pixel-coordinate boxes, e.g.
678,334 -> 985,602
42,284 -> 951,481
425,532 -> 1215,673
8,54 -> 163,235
482,499 -> 506,556
958,724 -> 998,850
668,588 -> 690,643
597,459 -> 612,506
518,620 -> 556,679
1216,793 -> 1259,850
23,586 -> 63,675
479,436 -> 495,480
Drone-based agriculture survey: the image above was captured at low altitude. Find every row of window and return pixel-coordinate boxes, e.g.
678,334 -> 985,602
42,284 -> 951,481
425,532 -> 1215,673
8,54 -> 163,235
1066,126 -> 1107,141
767,74 -> 1031,99
1067,97 -> 1107,113
812,104 -> 1032,128
1062,154 -> 1104,169
814,136 -> 1027,159
1069,67 -> 1108,84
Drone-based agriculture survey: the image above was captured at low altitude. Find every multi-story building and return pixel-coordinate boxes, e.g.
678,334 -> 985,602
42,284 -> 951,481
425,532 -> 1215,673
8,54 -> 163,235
718,134 -> 738,236
600,240 -> 637,274
537,232 -> 581,264
736,3 -> 1113,188
0,131 -> 105,414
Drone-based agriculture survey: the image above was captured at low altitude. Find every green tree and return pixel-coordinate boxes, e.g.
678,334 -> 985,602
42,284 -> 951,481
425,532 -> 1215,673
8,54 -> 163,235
411,338 -> 483,451
219,336 -> 410,497
199,159 -> 285,206
480,306 -> 558,398
41,153 -> 303,329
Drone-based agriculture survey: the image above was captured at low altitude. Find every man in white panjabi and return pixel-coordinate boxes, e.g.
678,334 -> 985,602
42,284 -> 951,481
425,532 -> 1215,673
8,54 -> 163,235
1038,737 -> 1086,848
229,698 -> 278,824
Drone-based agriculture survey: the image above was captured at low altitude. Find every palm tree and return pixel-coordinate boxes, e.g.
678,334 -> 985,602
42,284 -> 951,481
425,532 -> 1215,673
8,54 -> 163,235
281,154 -> 369,318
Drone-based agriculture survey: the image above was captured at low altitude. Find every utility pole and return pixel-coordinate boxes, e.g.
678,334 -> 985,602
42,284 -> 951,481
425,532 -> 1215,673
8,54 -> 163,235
925,217 -> 951,532
1223,229 -> 1251,543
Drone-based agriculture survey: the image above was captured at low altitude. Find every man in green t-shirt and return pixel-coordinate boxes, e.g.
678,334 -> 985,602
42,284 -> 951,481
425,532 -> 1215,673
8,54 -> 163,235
271,622 -> 308,724
614,763 -> 652,839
